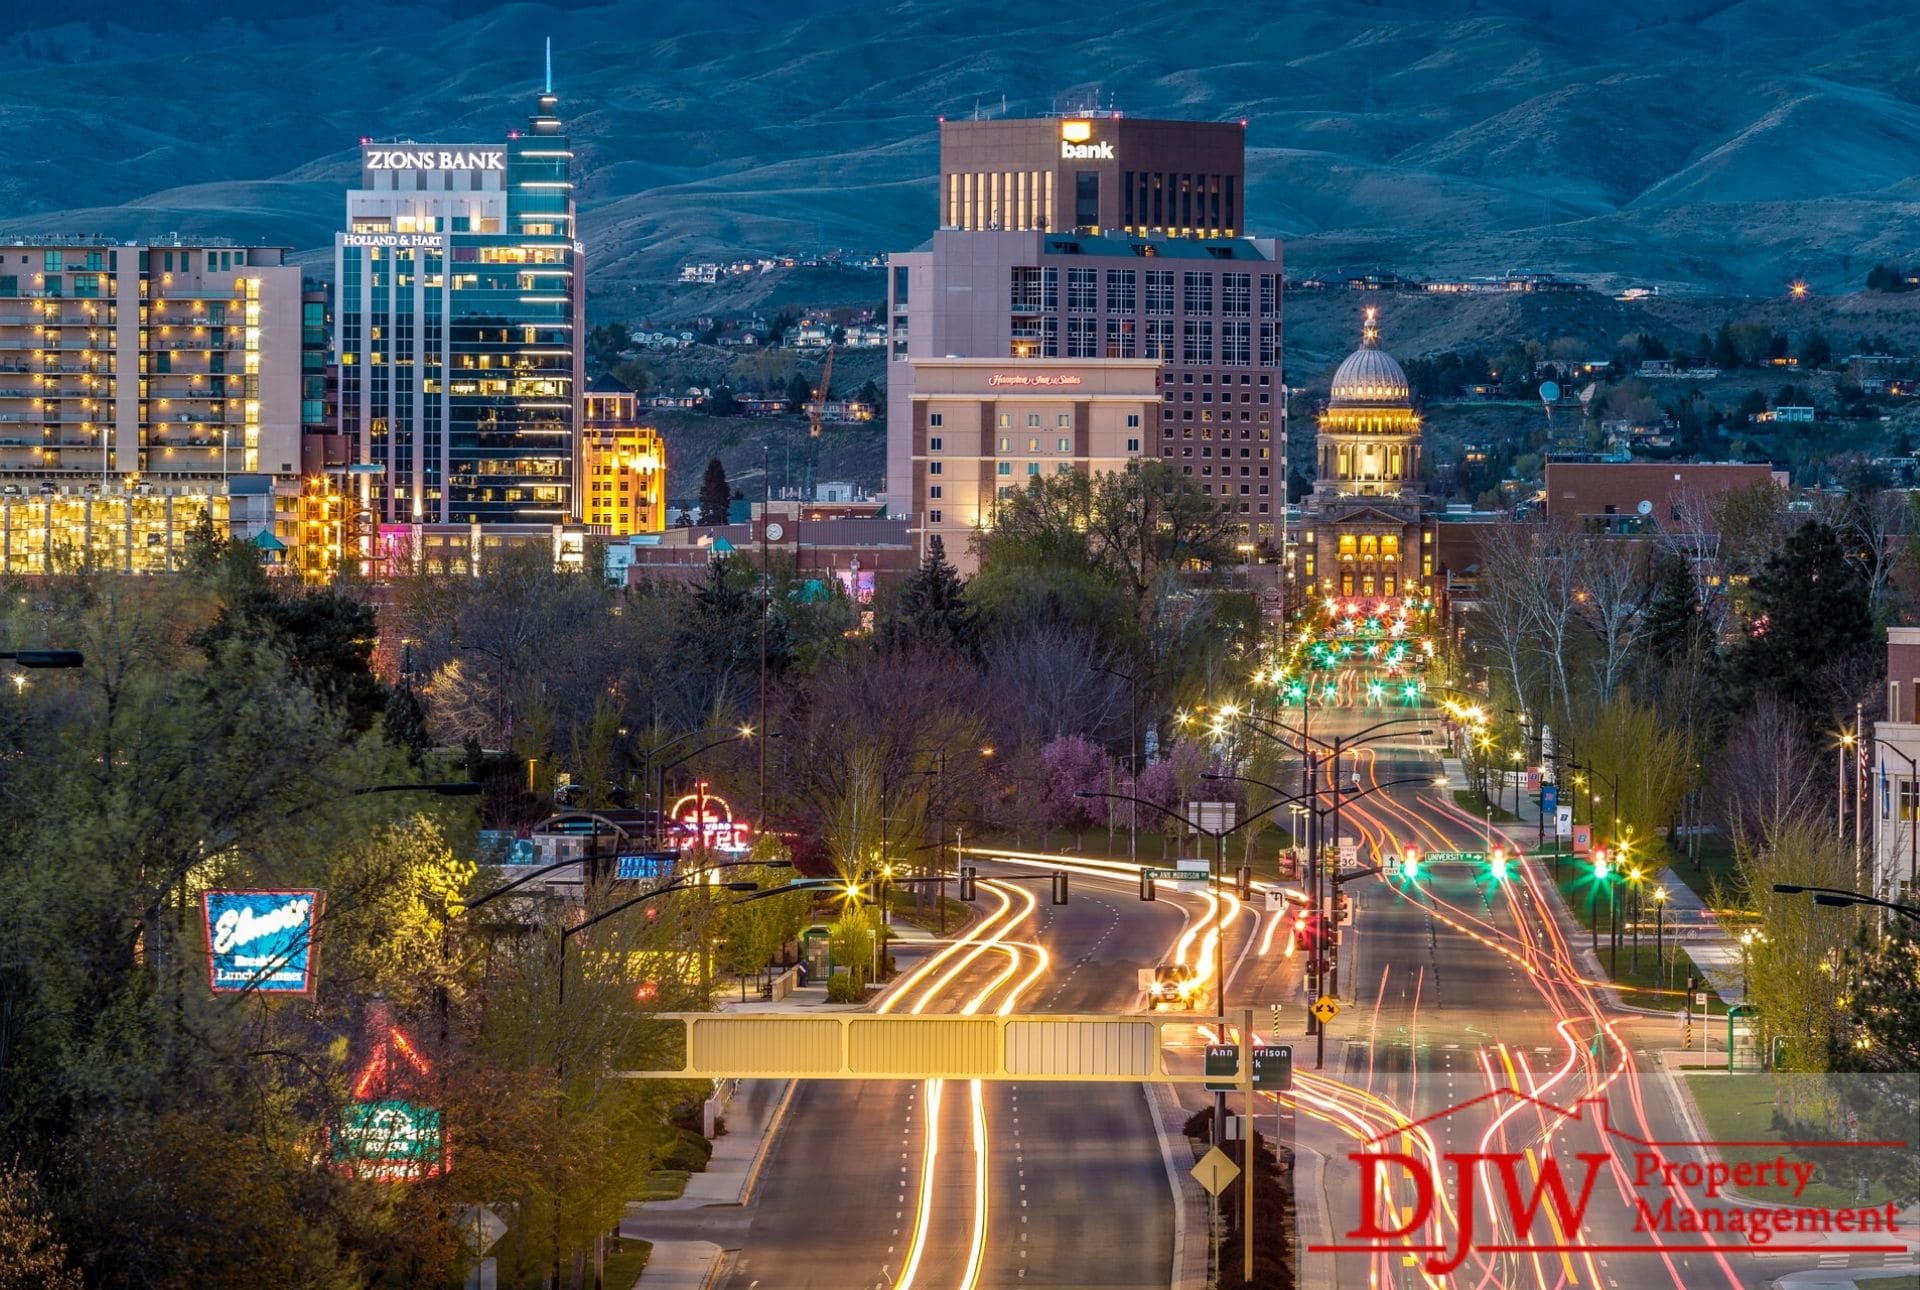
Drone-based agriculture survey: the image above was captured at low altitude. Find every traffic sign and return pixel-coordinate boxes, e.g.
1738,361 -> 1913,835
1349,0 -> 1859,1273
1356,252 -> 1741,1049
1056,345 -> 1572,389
1338,838 -> 1358,865
1192,1146 -> 1241,1196
1204,1043 -> 1240,1092
1311,995 -> 1340,1025
1143,868 -> 1210,889
455,1204 -> 507,1255
1420,850 -> 1485,864
1270,1003 -> 1284,1035
1252,1044 -> 1294,1091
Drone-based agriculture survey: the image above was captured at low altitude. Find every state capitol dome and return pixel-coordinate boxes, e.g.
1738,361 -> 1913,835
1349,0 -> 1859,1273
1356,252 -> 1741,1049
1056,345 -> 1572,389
1328,317 -> 1411,406
1315,307 -> 1421,499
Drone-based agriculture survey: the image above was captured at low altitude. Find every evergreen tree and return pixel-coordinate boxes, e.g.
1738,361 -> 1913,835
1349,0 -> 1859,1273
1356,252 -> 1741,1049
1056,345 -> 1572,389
1643,553 -> 1704,664
888,535 -> 977,655
1711,322 -> 1741,370
785,371 -> 814,413
1730,520 -> 1873,711
1798,329 -> 1832,368
382,684 -> 431,762
699,457 -> 731,526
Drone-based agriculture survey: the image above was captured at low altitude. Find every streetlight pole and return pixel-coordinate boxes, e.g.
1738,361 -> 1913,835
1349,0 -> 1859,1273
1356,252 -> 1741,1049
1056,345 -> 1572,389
1097,663 -> 1162,863
1653,885 -> 1667,986
655,726 -> 771,848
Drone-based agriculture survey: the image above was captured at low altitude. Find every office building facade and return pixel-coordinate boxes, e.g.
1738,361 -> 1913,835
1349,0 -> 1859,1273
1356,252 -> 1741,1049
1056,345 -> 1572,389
335,88 -> 584,527
938,114 -> 1246,237
887,116 -> 1282,549
581,374 -> 666,536
906,357 -> 1160,571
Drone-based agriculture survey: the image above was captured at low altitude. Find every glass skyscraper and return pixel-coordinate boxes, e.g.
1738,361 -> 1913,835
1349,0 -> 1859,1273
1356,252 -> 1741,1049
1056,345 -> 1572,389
335,88 -> 583,526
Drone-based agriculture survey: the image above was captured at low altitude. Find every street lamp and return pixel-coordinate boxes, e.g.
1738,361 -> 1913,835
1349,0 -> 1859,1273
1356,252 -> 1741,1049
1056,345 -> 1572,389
1772,883 -> 1920,924
1653,885 -> 1668,986
0,649 -> 83,669
353,782 -> 484,797
655,726 -> 774,848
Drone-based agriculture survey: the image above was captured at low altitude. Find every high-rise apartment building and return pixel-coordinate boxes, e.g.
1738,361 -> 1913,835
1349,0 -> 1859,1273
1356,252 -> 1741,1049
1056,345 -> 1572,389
335,86 -> 584,527
300,278 -> 344,474
887,115 -> 1283,550
0,237 -> 300,483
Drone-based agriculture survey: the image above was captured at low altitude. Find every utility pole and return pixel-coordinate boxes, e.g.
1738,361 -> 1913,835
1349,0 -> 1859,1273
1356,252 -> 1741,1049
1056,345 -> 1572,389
759,439 -> 770,822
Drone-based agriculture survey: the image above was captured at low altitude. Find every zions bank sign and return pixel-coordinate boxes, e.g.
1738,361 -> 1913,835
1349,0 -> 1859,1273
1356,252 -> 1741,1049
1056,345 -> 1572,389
1059,120 -> 1115,161
363,147 -> 504,171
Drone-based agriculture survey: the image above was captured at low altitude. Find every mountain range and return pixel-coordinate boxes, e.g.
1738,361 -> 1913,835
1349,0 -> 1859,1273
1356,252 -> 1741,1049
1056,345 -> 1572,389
1,0 -> 1917,298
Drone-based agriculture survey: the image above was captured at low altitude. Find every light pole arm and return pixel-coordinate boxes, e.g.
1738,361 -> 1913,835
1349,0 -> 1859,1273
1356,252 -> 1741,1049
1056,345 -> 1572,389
1772,883 -> 1920,924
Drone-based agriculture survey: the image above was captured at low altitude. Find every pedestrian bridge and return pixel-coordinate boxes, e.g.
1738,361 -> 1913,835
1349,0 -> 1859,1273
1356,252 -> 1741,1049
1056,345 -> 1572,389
618,1012 -> 1240,1083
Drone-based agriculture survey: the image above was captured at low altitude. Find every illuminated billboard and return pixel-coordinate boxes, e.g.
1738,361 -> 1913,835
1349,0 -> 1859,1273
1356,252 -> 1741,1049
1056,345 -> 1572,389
202,890 -> 322,994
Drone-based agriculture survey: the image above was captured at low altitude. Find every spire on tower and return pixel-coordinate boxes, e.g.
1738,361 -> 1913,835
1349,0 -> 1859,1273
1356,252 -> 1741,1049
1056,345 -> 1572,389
545,37 -> 552,94
1361,306 -> 1379,349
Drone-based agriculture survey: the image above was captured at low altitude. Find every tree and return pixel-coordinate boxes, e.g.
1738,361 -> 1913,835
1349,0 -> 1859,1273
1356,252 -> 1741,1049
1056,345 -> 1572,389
1865,263 -> 1912,293
856,377 -> 885,418
887,535 -> 976,656
784,371 -> 813,413
699,458 -> 732,527
0,1162 -> 79,1289
586,322 -> 630,372
1711,323 -> 1741,371
1799,329 -> 1832,369
1037,734 -> 1110,847
1734,818 -> 1854,1075
1642,551 -> 1706,665
1576,535 -> 1651,704
1729,520 -> 1874,717
381,683 -> 431,762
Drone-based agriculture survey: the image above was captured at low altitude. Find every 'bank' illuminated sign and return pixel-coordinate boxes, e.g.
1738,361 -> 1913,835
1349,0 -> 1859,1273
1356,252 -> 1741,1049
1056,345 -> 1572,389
364,148 -> 504,171
1059,120 -> 1115,161
203,890 -> 322,993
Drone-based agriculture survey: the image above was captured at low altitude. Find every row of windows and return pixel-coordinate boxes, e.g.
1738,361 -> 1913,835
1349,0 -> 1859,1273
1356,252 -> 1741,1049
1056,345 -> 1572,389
1019,315 -> 1277,363
1015,268 -> 1279,318
923,411 -> 1141,444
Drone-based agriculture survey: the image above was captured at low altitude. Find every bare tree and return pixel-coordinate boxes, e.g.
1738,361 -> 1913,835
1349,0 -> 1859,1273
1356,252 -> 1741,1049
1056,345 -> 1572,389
981,622 -> 1125,747
1576,535 -> 1652,704
1466,520 -> 1541,719
1710,695 -> 1824,845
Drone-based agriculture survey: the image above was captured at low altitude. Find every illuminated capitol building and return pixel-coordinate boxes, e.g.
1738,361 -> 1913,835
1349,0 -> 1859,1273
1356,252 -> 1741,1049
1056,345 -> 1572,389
1290,308 -> 1434,602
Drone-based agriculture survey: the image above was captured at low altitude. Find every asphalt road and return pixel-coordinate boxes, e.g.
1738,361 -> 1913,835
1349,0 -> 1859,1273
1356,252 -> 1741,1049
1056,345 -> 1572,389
720,872 -> 1193,1290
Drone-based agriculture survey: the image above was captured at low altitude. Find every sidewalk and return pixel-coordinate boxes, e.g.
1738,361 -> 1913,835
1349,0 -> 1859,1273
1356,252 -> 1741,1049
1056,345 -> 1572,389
1464,760 -> 1749,1006
620,1077 -> 792,1287
622,917 -> 961,1287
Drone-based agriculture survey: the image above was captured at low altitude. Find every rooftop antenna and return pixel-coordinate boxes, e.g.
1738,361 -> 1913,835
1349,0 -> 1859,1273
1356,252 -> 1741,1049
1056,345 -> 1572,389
544,36 -> 551,94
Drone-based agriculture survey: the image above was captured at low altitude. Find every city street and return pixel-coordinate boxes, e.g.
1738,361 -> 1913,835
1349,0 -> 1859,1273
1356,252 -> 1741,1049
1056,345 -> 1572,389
693,691 -> 1917,1289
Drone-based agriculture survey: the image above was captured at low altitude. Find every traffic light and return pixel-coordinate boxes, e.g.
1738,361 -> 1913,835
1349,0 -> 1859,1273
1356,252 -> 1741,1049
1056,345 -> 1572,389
1335,893 -> 1352,925
1051,870 -> 1069,905
1237,866 -> 1253,900
959,866 -> 978,901
1490,845 -> 1508,881
1140,869 -> 1156,902
1297,910 -> 1323,950
1592,848 -> 1610,881
1401,847 -> 1421,881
